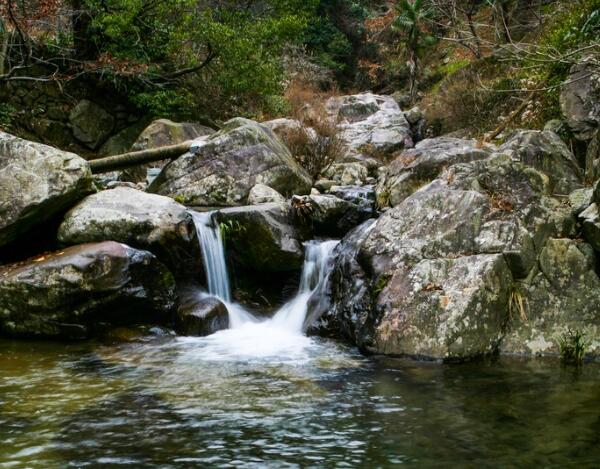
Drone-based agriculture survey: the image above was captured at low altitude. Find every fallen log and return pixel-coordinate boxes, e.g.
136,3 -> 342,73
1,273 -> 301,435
88,141 -> 194,174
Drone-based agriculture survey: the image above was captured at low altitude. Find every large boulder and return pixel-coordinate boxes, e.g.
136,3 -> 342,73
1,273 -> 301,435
374,254 -> 511,360
560,58 -> 600,141
501,238 -> 600,357
0,131 -> 94,248
328,185 -> 376,219
131,118 -> 214,151
376,137 -> 493,207
0,241 -> 177,339
148,118 -> 312,206
262,118 -> 314,141
69,100 -> 114,149
316,152 -> 578,360
291,194 -> 369,238
498,130 -> 582,194
98,120 -> 150,156
121,119 -> 215,183
247,184 -> 286,204
324,162 -> 370,186
580,203 -> 600,252
215,203 -> 304,272
326,93 -> 412,162
176,294 -> 229,336
57,187 -> 201,275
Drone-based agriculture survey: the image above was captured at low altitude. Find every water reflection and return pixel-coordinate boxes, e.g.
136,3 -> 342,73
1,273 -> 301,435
1,337 -> 599,468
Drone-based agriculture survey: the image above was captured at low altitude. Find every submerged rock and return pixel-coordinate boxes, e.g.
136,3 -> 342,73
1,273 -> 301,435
177,294 -> 229,336
57,187 -> 202,275
215,203 -> 304,272
0,131 -> 94,248
148,118 -> 312,206
0,241 -> 177,339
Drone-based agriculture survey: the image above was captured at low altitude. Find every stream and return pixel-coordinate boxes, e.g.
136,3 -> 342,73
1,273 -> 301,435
1,212 -> 599,467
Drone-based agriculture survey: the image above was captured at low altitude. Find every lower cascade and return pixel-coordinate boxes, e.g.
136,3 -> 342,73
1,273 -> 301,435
191,210 -> 339,359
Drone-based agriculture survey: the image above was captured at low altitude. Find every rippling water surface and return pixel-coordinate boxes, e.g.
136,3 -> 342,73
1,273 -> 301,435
1,335 -> 599,468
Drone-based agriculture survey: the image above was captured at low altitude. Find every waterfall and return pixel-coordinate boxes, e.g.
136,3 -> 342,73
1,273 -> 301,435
191,209 -> 339,339
270,240 -> 339,333
187,237 -> 340,361
191,211 -> 231,302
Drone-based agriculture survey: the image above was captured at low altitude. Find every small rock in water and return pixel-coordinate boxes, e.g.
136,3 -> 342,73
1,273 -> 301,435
177,296 -> 229,336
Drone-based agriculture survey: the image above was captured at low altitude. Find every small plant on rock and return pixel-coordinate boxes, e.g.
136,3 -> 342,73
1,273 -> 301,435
558,329 -> 588,364
219,221 -> 245,248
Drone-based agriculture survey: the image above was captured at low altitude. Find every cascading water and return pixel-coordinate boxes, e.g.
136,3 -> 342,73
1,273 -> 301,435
191,211 -> 231,302
270,240 -> 339,333
189,210 -> 339,360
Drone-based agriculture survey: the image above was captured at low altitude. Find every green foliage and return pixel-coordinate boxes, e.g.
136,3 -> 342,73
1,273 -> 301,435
219,220 -> 246,248
130,89 -> 195,121
393,0 -> 436,56
438,59 -> 470,77
304,0 -> 369,79
520,0 -> 600,124
558,329 -> 588,364
0,103 -> 16,132
78,0 -> 320,119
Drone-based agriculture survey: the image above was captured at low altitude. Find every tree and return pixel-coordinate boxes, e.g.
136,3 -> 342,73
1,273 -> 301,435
0,0 -> 321,119
392,0 -> 436,103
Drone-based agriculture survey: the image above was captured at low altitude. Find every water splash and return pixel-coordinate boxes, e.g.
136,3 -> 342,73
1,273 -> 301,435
192,209 -> 339,358
271,240 -> 339,333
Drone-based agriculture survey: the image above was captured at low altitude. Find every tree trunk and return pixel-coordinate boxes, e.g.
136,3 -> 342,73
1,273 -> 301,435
70,0 -> 94,60
0,24 -> 8,76
408,48 -> 418,105
89,141 -> 193,174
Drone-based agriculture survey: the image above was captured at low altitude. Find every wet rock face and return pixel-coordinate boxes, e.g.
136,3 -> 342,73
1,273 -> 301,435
328,185 -> 376,219
501,239 -> 600,357
0,131 -> 94,248
215,203 -> 304,273
376,137 -> 493,207
148,118 -> 312,207
308,220 -> 377,346
0,241 -> 177,339
57,187 -> 202,276
292,194 -> 371,238
560,58 -> 600,141
326,93 -> 412,162
176,295 -> 229,336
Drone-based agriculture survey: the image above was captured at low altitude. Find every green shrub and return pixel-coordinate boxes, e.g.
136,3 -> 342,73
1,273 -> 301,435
0,103 -> 16,133
558,329 -> 588,364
